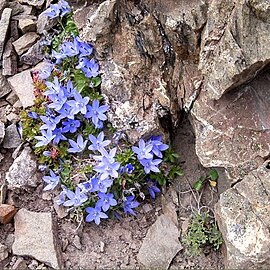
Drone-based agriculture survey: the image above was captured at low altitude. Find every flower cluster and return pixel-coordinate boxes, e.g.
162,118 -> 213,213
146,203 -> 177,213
132,136 -> 169,174
21,0 -> 181,226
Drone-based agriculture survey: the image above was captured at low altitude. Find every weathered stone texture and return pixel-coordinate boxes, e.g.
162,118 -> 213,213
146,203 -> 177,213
215,163 -> 270,269
13,209 -> 62,269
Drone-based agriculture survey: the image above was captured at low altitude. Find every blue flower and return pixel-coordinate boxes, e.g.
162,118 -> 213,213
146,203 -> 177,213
85,100 -> 109,128
44,4 -> 61,18
52,128 -> 67,144
112,131 -> 126,144
28,111 -> 39,119
45,77 -> 62,96
51,50 -> 65,64
147,180 -> 161,199
96,192 -> 117,212
67,134 -> 87,153
149,136 -> 169,158
78,177 -> 99,193
140,158 -> 162,174
94,178 -> 113,193
74,37 -> 93,57
48,89 -> 67,112
59,0 -> 70,17
55,185 -> 69,205
63,187 -> 88,207
57,103 -> 73,119
94,148 -> 120,180
122,196 -> 139,216
132,139 -> 153,160
85,206 -> 108,225
42,169 -> 60,191
79,58 -> 99,78
66,91 -> 89,116
40,114 -> 61,131
63,80 -> 76,98
88,131 -> 111,152
62,119 -> 81,133
34,129 -> 56,147
38,64 -> 53,80
119,163 -> 134,174
61,40 -> 80,57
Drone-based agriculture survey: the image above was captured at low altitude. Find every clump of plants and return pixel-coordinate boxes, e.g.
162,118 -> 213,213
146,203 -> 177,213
181,169 -> 223,255
21,0 -> 182,225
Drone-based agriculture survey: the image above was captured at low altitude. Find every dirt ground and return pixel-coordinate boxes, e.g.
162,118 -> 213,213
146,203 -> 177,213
0,116 -> 226,269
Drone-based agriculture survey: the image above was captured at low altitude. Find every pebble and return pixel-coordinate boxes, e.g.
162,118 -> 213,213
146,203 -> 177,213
100,241 -> 105,252
0,204 -> 17,224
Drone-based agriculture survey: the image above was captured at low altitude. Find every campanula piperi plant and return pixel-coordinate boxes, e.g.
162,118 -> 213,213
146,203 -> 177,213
21,0 -> 183,225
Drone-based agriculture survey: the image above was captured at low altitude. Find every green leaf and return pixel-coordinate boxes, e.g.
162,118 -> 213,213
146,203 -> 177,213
90,77 -> 102,88
193,176 -> 205,192
209,169 -> 219,181
73,69 -> 90,93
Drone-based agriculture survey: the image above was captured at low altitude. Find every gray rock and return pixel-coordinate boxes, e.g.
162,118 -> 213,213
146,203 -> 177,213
37,11 -> 56,34
215,162 -> 270,269
0,0 -> 6,16
3,38 -> 18,76
0,121 -> 4,143
7,69 -> 35,108
0,72 -> 11,98
13,209 -> 62,269
0,8 -> 12,60
18,18 -> 36,33
191,69 -> 270,182
10,20 -> 19,39
6,91 -> 19,105
5,147 -> 39,188
18,0 -> 45,9
12,32 -> 39,56
21,4 -> 35,15
2,124 -> 21,149
20,40 -> 43,65
7,2 -> 24,16
199,0 -> 270,100
0,243 -> 8,262
137,214 -> 182,269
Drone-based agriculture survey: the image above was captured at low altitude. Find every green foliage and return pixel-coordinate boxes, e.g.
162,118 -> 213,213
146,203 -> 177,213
164,147 -> 180,163
183,212 -> 223,256
193,169 -> 219,192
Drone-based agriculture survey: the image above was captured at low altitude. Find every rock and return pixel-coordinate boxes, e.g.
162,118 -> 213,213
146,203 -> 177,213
0,153 -> 3,163
0,0 -> 6,16
2,39 -> 18,76
18,0 -> 45,9
0,204 -> 17,224
0,243 -> 8,262
0,183 -> 7,203
22,4 -> 35,15
5,147 -> 39,188
137,214 -> 182,269
12,32 -> 39,56
7,69 -> 35,108
191,69 -> 270,182
81,0 -> 173,142
142,203 -> 153,213
20,40 -> 43,65
215,162 -> 270,269
2,124 -> 21,148
18,18 -> 36,33
12,209 -> 62,269
10,20 -> 19,39
12,257 -> 27,269
0,8 -> 12,60
7,2 -> 24,16
72,235 -> 82,250
0,121 -> 4,143
199,0 -> 270,100
36,11 -> 57,34
6,91 -> 19,105
6,112 -> 20,123
0,73 -> 11,98
53,197 -> 68,219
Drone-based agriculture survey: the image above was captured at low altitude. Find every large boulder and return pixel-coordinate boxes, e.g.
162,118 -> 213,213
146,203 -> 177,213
215,162 -> 270,269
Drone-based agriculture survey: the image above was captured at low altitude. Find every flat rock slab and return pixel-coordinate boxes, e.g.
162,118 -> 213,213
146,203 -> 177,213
0,72 -> 11,98
137,214 -> 182,269
18,0 -> 45,9
7,69 -> 35,108
0,121 -> 4,143
12,32 -> 39,56
12,209 -> 62,269
192,70 -> 270,181
215,162 -> 270,269
2,123 -> 21,149
0,8 -> 12,59
5,147 -> 38,188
